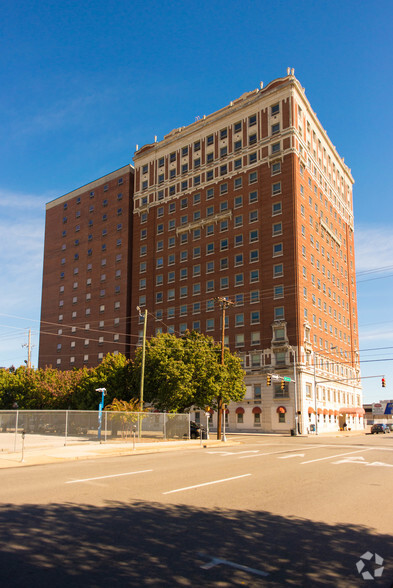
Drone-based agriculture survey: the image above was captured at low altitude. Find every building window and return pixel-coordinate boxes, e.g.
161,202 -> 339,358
272,202 -> 282,216
272,222 -> 282,236
272,182 -> 281,195
249,114 -> 256,127
272,162 -> 281,175
249,171 -> 257,184
274,307 -> 285,320
235,235 -> 243,247
274,285 -> 284,299
271,123 -> 280,135
273,264 -> 283,278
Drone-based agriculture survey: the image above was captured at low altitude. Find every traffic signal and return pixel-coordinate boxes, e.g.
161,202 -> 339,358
281,380 -> 285,390
267,375 -> 271,386
382,378 -> 386,388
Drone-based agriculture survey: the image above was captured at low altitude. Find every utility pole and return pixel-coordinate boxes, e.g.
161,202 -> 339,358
22,329 -> 33,368
137,307 -> 148,411
214,297 -> 234,440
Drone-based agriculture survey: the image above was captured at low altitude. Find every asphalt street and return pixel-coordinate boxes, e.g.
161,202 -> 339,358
0,434 -> 392,587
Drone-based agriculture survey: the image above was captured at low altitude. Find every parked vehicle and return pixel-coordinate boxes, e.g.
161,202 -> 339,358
190,421 -> 207,439
371,423 -> 390,434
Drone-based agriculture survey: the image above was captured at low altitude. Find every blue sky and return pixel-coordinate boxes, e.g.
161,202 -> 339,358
0,0 -> 392,403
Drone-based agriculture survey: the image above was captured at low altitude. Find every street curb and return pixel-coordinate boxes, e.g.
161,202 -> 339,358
0,439 -> 241,469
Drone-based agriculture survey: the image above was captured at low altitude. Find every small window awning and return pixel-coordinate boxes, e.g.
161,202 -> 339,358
235,407 -> 245,415
308,407 -> 315,414
328,409 -> 334,416
334,410 -> 340,416
276,406 -> 286,414
317,408 -> 323,415
252,406 -> 262,414
323,408 -> 329,416
339,407 -> 365,415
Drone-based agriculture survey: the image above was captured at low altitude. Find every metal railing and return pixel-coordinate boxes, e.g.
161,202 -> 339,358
0,410 -> 190,454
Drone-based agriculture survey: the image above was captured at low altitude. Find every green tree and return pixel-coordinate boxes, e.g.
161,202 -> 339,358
71,353 -> 135,410
133,331 -> 245,412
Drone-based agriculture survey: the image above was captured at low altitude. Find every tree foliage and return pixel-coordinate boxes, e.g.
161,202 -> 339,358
0,333 -> 245,412
133,331 -> 245,412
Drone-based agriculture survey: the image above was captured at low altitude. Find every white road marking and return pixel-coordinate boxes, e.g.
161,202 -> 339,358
66,469 -> 153,484
301,448 -> 373,464
278,453 -> 305,459
199,553 -> 269,577
333,456 -> 393,468
332,456 -> 366,464
239,445 -> 328,459
207,450 -> 259,456
163,474 -> 251,495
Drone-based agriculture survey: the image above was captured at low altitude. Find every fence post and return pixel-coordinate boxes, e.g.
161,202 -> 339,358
104,411 -> 107,443
137,413 -> 140,440
14,410 -> 19,452
163,412 -> 167,440
65,410 -> 68,446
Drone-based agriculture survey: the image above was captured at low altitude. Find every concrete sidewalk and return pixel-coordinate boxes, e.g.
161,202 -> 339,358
0,437 -> 237,469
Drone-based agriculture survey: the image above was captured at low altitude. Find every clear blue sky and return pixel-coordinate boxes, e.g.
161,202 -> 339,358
0,0 -> 392,403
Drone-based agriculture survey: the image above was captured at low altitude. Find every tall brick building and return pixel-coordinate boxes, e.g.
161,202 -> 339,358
132,70 -> 362,433
39,70 -> 363,433
39,165 -> 134,369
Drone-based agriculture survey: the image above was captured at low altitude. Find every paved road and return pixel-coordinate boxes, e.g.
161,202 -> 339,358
1,435 -> 392,587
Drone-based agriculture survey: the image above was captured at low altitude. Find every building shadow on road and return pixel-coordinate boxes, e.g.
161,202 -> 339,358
0,500 -> 391,587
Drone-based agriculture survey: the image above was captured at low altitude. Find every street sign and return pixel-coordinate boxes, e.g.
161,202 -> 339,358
283,377 -> 292,382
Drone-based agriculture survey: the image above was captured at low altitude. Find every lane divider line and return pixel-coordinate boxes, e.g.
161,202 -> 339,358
163,474 -> 251,495
66,469 -> 153,484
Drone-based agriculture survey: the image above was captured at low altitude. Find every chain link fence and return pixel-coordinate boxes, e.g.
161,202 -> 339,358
0,410 -> 190,454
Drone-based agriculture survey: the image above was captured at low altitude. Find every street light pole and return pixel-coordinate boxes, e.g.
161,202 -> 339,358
214,296 -> 234,441
313,351 -> 318,435
96,387 -> 107,442
289,346 -> 299,435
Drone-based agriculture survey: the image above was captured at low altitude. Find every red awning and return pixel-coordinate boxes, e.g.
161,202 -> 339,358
276,406 -> 286,414
334,410 -> 339,416
323,408 -> 329,416
308,407 -> 315,414
328,409 -> 334,416
339,407 -> 365,415
208,408 -> 214,415
317,408 -> 323,415
235,407 -> 245,415
223,408 -> 229,414
252,406 -> 262,414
